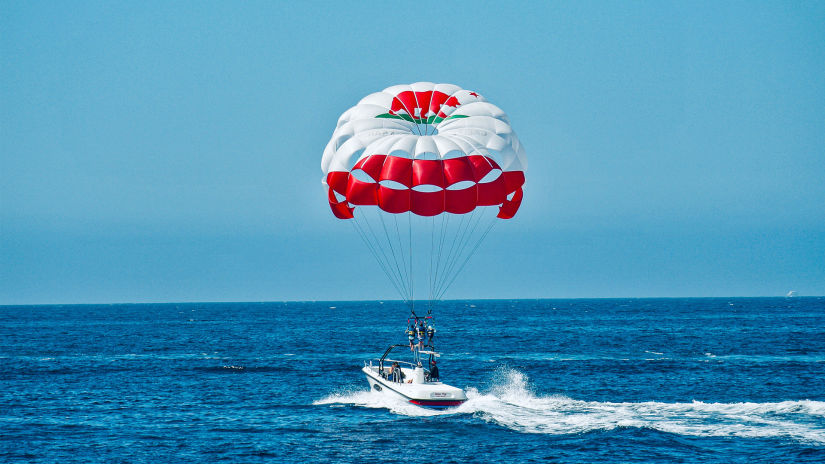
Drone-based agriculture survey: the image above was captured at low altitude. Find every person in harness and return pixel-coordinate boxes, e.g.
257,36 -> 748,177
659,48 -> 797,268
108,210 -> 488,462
407,326 -> 415,350
415,320 -> 426,349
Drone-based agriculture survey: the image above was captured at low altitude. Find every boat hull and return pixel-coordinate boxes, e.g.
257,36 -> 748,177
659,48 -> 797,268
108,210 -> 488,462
362,366 -> 466,409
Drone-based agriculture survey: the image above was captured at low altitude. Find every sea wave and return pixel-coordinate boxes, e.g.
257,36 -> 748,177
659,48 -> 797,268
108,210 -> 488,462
315,368 -> 825,444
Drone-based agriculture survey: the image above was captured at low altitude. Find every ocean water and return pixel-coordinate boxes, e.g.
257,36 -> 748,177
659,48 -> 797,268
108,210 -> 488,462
1,298 -> 824,463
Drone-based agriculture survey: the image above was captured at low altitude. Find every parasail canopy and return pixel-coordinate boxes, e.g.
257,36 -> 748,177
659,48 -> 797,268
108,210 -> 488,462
322,82 -> 526,220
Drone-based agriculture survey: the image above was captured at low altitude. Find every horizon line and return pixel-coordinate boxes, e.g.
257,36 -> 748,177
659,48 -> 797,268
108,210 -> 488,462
2,295 -> 822,307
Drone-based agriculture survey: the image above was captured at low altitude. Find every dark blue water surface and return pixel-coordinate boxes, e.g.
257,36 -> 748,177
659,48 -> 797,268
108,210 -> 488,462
1,298 -> 824,463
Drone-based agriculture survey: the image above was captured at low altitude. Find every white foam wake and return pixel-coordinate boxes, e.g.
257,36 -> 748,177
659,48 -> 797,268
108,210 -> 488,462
315,368 -> 825,444
314,388 -> 447,417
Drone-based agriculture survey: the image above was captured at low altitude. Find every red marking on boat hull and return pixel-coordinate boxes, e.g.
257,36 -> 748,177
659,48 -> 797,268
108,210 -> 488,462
408,399 -> 466,408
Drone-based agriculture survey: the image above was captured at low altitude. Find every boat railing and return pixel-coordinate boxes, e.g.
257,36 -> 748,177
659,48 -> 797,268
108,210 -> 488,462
380,359 -> 426,371
371,359 -> 432,376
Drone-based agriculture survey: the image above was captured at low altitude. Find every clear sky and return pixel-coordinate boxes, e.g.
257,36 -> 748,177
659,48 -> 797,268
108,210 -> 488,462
2,1 -> 823,304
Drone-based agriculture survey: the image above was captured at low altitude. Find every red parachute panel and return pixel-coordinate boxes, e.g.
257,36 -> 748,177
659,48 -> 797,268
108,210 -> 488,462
326,155 -> 524,219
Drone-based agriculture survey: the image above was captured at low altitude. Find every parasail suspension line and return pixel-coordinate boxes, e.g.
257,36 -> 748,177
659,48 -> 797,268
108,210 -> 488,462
408,211 -> 414,312
376,210 -> 411,302
361,208 -> 411,303
392,213 -> 410,303
428,215 -> 436,310
431,211 -> 451,304
436,206 -> 485,297
434,209 -> 473,298
351,216 -> 407,302
436,216 -> 498,301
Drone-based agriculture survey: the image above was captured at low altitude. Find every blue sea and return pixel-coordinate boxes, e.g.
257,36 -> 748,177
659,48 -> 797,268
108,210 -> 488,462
1,298 -> 824,463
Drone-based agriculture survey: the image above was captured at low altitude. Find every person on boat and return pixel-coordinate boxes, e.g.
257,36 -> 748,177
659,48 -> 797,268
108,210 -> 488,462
391,361 -> 405,383
428,359 -> 439,382
413,324 -> 420,348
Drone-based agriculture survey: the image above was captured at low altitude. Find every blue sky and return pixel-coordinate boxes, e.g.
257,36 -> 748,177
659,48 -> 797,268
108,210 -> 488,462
2,1 -> 823,304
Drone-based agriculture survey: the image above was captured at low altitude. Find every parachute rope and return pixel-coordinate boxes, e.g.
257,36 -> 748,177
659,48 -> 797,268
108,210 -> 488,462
370,210 -> 413,304
376,211 -> 409,301
430,213 -> 448,303
355,204 -> 500,306
436,216 -> 498,301
392,214 -> 410,301
437,207 -> 486,298
434,211 -> 471,299
435,210 -> 473,298
408,211 -> 414,312
374,210 -> 411,302
351,217 -> 407,302
427,216 -> 435,314
433,211 -> 454,302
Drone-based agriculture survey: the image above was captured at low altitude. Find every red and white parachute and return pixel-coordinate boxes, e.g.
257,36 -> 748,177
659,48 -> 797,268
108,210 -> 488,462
321,83 -> 527,305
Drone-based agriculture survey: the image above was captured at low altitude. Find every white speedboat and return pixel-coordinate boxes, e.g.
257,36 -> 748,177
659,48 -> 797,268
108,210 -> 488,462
363,344 -> 467,409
